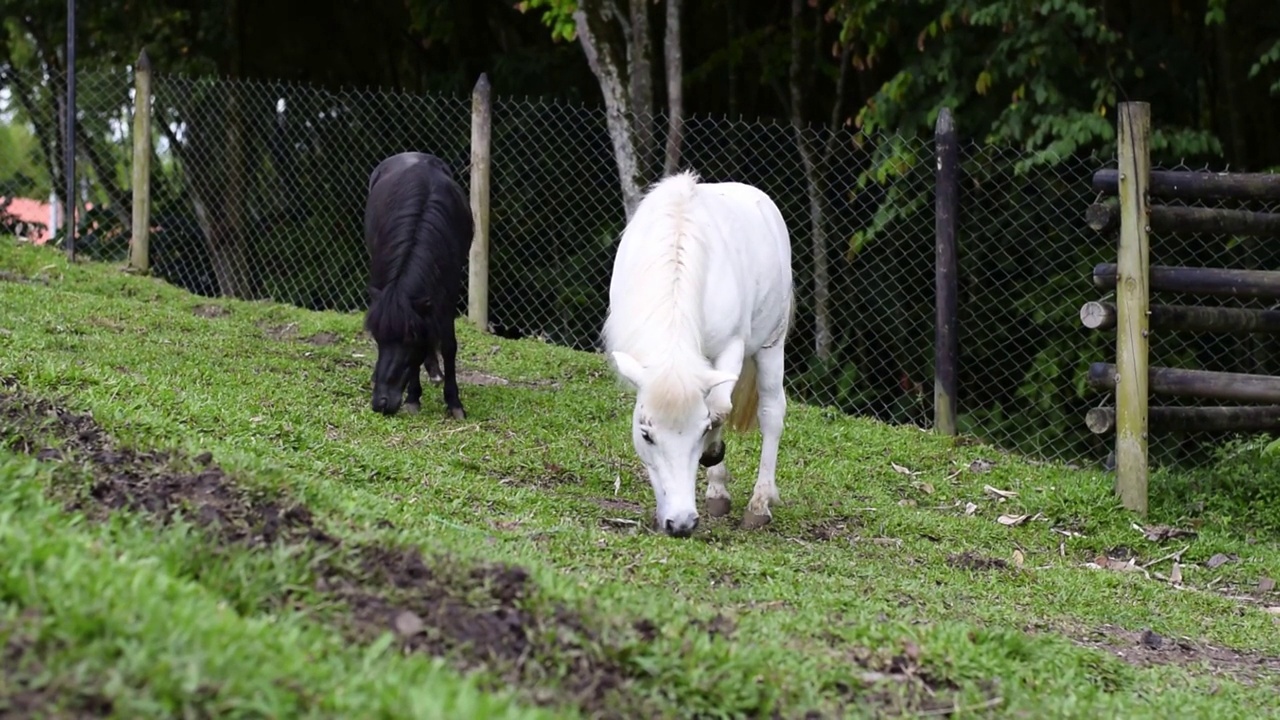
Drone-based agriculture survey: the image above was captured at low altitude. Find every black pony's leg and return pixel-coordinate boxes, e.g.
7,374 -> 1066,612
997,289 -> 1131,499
404,364 -> 423,415
424,345 -> 443,384
441,323 -> 465,420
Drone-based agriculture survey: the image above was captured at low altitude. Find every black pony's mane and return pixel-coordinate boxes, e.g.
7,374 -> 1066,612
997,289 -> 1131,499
363,153 -> 473,344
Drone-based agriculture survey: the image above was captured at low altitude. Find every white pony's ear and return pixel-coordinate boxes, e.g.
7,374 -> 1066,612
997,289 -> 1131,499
701,369 -> 738,396
611,351 -> 647,388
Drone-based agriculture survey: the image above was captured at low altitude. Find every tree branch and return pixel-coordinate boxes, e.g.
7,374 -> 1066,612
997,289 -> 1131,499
824,40 -> 853,161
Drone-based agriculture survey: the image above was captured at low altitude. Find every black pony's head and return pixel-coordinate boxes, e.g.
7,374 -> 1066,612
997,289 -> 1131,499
364,286 -> 432,416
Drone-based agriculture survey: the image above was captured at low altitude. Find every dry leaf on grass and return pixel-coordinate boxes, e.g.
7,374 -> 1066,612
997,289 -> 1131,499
891,462 -> 921,477
1012,549 -> 1026,568
1258,577 -> 1276,593
968,458 -> 994,473
1091,555 -> 1140,572
983,485 -> 1018,500
1206,553 -> 1237,569
996,512 -> 1042,527
964,502 -> 978,516
912,481 -> 935,495
1266,607 -> 1280,616
1170,563 -> 1183,584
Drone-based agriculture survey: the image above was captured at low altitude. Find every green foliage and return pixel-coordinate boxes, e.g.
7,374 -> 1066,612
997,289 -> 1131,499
517,0 -> 579,43
0,120 -> 51,199
1248,39 -> 1280,95
840,0 -> 1232,170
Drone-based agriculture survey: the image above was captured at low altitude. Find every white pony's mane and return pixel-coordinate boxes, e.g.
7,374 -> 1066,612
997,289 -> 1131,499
602,170 -> 712,423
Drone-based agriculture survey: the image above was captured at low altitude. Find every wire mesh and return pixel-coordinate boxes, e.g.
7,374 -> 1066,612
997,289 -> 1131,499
2,65 -> 1277,471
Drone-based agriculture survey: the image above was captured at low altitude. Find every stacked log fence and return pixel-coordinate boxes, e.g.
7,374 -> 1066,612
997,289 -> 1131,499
1083,101 -> 1280,515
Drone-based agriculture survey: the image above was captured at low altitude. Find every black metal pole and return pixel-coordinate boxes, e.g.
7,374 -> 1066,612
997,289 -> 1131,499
64,0 -> 76,260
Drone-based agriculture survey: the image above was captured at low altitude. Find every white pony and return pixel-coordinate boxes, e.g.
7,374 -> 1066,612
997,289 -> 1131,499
602,170 -> 793,538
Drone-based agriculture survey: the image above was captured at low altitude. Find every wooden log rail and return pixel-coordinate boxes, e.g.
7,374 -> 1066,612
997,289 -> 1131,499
1079,301 -> 1280,335
1085,201 -> 1280,238
1087,363 -> 1280,404
1092,168 -> 1280,202
1085,405 -> 1280,435
1092,263 -> 1280,300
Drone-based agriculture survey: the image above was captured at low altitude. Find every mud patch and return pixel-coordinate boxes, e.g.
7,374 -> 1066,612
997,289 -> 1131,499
191,304 -> 229,318
0,385 -> 648,718
946,551 -> 1009,572
1,610 -> 115,718
261,322 -> 299,342
804,516 -> 864,542
458,369 -> 511,386
844,642 -> 1003,718
303,331 -> 340,346
2,392 -> 328,549
590,497 -> 645,514
1071,624 -> 1280,684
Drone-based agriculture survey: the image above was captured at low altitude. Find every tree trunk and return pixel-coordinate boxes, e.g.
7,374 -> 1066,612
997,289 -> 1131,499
788,0 -> 853,365
574,0 -> 645,219
662,0 -> 684,176
789,0 -> 831,363
626,0 -> 655,177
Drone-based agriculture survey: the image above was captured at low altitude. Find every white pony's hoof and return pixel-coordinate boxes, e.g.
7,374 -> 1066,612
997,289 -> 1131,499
706,497 -> 731,518
403,402 -> 421,415
741,509 -> 772,530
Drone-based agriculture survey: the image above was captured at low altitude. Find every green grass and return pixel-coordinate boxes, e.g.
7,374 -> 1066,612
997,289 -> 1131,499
0,238 -> 1278,719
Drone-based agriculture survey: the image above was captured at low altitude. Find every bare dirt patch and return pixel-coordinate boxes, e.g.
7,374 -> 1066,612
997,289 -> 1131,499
1071,624 -> 1280,685
0,384 -> 646,718
589,497 -> 645,514
842,642 -> 1004,718
454,368 -> 559,390
260,322 -> 299,342
946,551 -> 1009,572
191,304 -> 229,318
803,516 -> 865,542
303,331 -> 340,346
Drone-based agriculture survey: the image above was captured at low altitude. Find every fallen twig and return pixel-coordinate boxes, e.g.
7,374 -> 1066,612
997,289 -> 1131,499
1141,544 -> 1191,569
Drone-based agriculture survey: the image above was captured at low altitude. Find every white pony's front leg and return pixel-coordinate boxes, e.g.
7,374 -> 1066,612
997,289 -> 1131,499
703,338 -> 744,518
742,341 -> 786,530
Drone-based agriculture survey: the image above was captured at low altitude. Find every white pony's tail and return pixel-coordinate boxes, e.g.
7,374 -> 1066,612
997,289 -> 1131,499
727,355 -> 759,432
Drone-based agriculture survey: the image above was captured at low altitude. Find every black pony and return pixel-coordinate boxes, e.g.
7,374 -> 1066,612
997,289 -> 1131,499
363,152 -> 473,420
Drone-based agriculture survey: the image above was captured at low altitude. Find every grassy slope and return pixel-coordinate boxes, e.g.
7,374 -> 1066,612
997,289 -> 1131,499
0,239 -> 1278,719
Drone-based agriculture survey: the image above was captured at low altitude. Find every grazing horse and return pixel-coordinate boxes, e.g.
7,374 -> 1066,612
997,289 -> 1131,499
602,170 -> 794,538
363,152 -> 473,420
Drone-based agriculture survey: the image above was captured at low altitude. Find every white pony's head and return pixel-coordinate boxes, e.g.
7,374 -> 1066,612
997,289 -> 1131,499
611,350 -> 737,537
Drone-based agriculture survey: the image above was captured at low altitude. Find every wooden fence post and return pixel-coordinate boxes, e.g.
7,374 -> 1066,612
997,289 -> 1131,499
1113,101 -> 1152,515
468,73 -> 492,332
934,107 -> 960,436
129,48 -> 153,274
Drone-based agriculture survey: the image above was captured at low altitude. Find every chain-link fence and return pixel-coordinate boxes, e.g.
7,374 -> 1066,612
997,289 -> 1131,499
3,65 -> 1277,470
